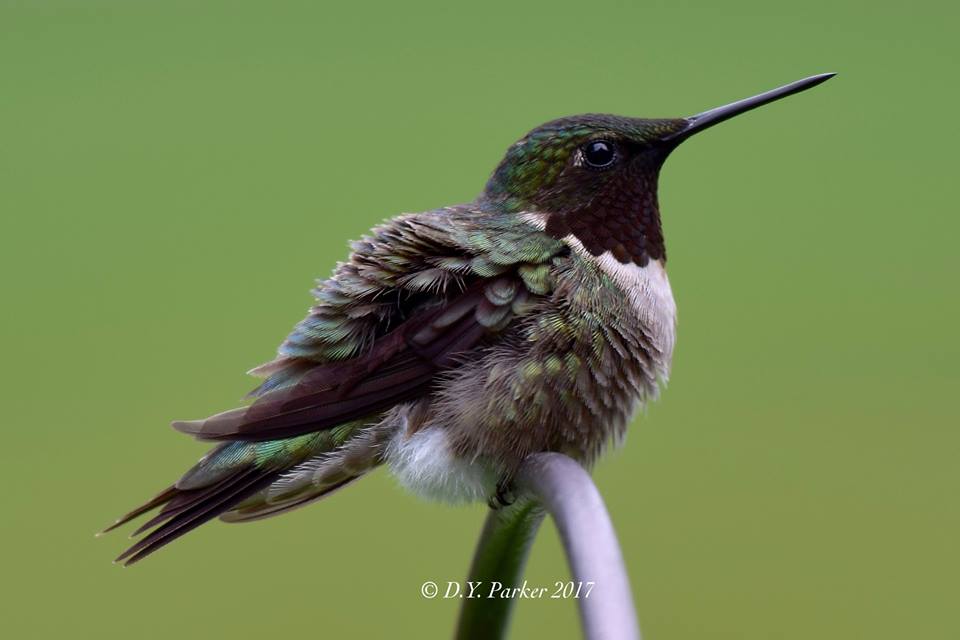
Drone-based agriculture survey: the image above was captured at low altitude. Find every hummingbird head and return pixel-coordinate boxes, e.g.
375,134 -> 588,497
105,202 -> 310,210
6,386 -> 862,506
481,73 -> 835,266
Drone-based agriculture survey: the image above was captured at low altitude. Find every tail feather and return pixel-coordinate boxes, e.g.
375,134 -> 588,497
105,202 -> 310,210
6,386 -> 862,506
100,486 -> 178,535
116,468 -> 279,565
129,470 -> 259,537
220,475 -> 359,523
102,420 -> 386,565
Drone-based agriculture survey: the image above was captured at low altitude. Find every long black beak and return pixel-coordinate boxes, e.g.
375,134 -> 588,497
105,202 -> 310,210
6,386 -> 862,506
664,73 -> 836,143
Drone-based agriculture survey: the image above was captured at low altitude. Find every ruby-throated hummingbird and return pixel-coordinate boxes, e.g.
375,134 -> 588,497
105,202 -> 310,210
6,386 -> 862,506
103,73 -> 834,564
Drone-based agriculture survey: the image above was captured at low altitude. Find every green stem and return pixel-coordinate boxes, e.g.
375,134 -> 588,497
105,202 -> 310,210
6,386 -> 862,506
454,499 -> 545,640
455,453 -> 641,640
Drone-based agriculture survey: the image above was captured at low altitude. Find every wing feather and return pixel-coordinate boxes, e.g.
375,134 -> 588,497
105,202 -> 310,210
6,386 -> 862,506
174,286 -> 490,441
175,209 -> 566,442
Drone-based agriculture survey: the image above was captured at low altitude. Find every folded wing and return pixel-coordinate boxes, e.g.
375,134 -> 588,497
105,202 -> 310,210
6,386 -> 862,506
174,209 -> 566,442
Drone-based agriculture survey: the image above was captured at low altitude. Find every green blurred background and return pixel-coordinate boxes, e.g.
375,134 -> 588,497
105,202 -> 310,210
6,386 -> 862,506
2,1 -> 956,638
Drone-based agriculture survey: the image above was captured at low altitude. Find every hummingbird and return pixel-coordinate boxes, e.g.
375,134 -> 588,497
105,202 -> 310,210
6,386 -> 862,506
103,73 -> 834,565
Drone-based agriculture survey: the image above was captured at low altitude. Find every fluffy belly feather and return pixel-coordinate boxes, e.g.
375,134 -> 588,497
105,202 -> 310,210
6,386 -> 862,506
386,424 -> 498,503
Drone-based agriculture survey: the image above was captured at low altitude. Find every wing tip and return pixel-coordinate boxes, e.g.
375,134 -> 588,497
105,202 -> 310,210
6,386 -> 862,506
172,407 -> 251,441
171,419 -> 202,436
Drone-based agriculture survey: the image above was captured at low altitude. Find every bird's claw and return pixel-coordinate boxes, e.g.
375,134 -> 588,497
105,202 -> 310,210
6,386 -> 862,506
488,479 -> 516,509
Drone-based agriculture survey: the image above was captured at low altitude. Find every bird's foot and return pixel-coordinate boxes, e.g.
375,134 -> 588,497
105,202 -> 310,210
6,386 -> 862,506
487,478 -> 516,509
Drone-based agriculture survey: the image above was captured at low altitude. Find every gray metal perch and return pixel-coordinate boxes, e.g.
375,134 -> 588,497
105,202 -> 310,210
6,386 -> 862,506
455,452 -> 640,640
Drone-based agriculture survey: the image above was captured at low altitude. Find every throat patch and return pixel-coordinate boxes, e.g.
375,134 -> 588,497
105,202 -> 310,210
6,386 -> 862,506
543,188 -> 665,266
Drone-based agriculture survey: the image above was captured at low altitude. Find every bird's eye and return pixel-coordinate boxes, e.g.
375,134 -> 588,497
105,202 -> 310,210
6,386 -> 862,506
582,140 -> 617,168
